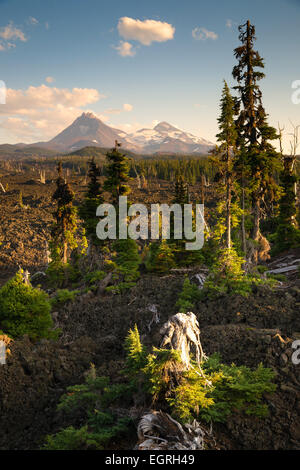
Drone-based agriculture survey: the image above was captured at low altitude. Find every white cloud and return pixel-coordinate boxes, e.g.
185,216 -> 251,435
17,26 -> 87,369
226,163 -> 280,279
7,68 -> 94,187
45,76 -> 55,83
192,27 -> 218,41
45,22 -> 49,30
226,19 -> 233,29
1,84 -> 103,112
123,103 -> 133,112
0,41 -> 17,51
0,22 -> 27,51
0,22 -> 27,42
1,117 -> 37,140
114,40 -> 136,57
117,17 -> 175,46
0,84 -> 105,142
28,17 -> 39,25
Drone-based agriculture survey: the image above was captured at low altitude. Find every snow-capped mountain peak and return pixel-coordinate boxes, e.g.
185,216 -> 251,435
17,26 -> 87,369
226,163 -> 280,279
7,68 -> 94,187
153,121 -> 178,132
43,112 -> 141,152
129,121 -> 214,154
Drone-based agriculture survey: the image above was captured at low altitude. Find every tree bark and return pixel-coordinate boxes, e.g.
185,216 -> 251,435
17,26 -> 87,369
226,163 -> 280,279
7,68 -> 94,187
201,174 -> 205,205
226,144 -> 232,250
241,185 -> 247,254
252,195 -> 261,241
63,241 -> 68,264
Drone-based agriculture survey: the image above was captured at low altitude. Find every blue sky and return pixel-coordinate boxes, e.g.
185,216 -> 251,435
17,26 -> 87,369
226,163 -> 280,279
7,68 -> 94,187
0,0 -> 299,149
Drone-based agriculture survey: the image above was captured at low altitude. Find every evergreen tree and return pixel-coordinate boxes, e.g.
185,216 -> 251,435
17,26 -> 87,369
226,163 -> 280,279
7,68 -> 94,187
216,80 -> 238,249
79,157 -> 103,245
0,270 -> 56,340
104,141 -> 130,205
102,142 -> 141,285
51,162 -> 77,264
273,125 -> 300,252
173,176 -> 188,205
170,176 -> 189,244
232,20 -> 281,253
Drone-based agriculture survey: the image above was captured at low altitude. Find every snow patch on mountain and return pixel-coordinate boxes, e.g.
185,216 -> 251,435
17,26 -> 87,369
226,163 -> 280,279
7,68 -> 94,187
128,121 -> 214,154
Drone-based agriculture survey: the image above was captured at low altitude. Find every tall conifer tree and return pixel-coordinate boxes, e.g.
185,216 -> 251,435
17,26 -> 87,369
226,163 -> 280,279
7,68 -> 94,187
216,81 -> 238,249
274,125 -> 300,251
51,162 -> 77,264
232,20 -> 281,255
79,157 -> 103,245
104,141 -> 130,206
173,176 -> 188,206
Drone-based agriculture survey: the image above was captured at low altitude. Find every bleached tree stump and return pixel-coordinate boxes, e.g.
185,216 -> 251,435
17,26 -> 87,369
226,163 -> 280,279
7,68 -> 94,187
159,312 -> 205,369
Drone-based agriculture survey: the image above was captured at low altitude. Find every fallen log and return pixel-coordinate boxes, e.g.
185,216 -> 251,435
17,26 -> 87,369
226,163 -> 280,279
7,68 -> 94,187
266,265 -> 299,274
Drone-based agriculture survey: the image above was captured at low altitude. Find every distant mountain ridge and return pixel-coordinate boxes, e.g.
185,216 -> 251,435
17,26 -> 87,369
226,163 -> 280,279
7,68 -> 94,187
32,112 -> 214,154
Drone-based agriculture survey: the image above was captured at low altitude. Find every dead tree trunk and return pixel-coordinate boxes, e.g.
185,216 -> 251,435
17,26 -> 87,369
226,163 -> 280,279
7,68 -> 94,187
159,312 -> 205,369
39,169 -> 46,184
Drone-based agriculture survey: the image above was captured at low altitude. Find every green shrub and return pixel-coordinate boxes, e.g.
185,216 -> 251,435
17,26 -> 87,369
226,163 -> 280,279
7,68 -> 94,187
46,259 -> 66,287
43,365 -> 133,450
105,281 -> 137,295
176,276 -> 202,313
0,271 -> 57,341
56,373 -> 128,414
112,239 -> 140,282
166,365 -> 218,421
199,354 -> 277,423
51,289 -> 79,305
143,347 -> 183,402
200,248 -> 251,298
271,224 -> 300,256
44,426 -> 99,450
200,248 -> 276,299
256,265 -> 268,274
168,239 -> 205,268
266,273 -> 287,282
145,240 -> 176,273
46,259 -> 81,288
82,270 -> 106,291
43,416 -> 131,451
123,324 -> 148,380
84,270 -> 106,285
104,239 -> 140,294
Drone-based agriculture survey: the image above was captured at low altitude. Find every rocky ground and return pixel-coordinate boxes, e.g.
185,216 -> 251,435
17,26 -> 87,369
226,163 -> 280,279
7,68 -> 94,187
0,168 -> 207,282
0,169 -> 299,450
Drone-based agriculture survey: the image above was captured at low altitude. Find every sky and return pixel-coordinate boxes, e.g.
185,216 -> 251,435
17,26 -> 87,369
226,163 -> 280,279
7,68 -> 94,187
0,0 -> 299,150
